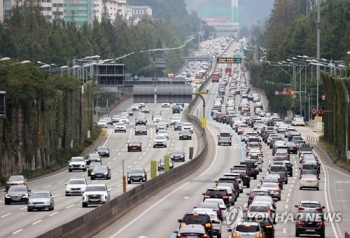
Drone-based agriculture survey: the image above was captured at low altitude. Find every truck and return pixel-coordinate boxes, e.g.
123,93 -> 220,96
217,132 -> 232,146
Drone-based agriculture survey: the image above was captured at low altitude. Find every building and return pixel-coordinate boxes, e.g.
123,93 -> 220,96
93,0 -> 131,23
202,17 -> 239,38
0,0 -> 4,22
129,6 -> 152,24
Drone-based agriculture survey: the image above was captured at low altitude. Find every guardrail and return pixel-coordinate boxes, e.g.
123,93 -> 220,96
37,93 -> 208,238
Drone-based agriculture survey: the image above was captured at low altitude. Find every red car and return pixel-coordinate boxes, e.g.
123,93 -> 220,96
127,139 -> 142,152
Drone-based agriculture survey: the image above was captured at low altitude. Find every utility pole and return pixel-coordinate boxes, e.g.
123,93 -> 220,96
316,0 -> 321,111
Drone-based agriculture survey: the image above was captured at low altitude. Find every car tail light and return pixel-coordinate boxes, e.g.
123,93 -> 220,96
316,208 -> 323,211
249,195 -> 255,199
177,233 -> 182,237
297,221 -> 305,225
180,222 -> 186,226
232,232 -> 240,237
256,233 -> 263,238
273,189 -> 280,193
298,207 -> 305,210
317,222 -> 324,226
204,195 -> 210,198
223,196 -> 229,199
265,225 -> 273,228
204,223 -> 211,228
203,234 -> 209,238
217,210 -> 221,215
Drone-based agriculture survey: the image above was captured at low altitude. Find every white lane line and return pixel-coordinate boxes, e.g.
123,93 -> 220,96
43,185 -> 51,188
143,152 -> 146,155
12,229 -> 23,234
134,161 -> 137,164
32,220 -> 42,225
286,199 -> 289,203
118,152 -> 121,155
57,181 -> 64,184
285,205 -> 288,209
107,162 -> 111,165
117,184 -> 121,187
287,193 -> 290,197
53,194 -> 61,198
81,174 -> 85,177
49,212 -> 58,216
1,213 -> 11,218
113,173 -> 118,176
283,228 -> 286,233
113,158 -> 117,161
32,190 -> 37,192
20,206 -> 27,210
127,165 -> 131,168
139,157 -> 142,160
66,204 -> 75,209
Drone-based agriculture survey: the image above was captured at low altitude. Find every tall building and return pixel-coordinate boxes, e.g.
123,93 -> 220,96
64,0 -> 93,25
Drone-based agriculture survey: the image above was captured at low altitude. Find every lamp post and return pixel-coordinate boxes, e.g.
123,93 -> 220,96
316,0 -> 321,112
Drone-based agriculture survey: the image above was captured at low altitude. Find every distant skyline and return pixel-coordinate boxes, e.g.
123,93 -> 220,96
185,0 -> 274,28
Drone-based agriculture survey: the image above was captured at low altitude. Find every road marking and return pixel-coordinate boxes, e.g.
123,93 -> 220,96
49,212 -> 58,216
53,194 -> 61,197
289,189 -> 292,192
118,152 -> 121,155
286,199 -> 289,202
43,185 -> 51,188
113,173 -> 118,176
285,205 -> 288,208
117,184 -> 121,187
12,229 -> 23,234
32,220 -> 42,225
113,158 -> 117,160
139,157 -> 142,160
134,161 -> 137,164
58,181 -> 64,184
20,206 -> 27,210
1,213 -> 11,218
107,162 -> 111,165
128,165 -> 131,168
143,152 -> 146,155
287,193 -> 290,197
283,228 -> 286,233
66,204 -> 75,209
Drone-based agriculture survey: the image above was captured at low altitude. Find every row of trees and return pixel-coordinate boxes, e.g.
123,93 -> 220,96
0,1 -> 211,77
246,0 -> 350,160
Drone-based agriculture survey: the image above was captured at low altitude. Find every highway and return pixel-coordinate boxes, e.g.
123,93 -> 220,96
0,101 -> 198,238
92,45 -> 349,238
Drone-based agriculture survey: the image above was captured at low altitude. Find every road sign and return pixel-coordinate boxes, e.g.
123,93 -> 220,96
283,91 -> 287,95
291,91 -> 296,96
312,108 -> 317,114
322,95 -> 325,101
217,57 -> 241,64
275,91 -> 279,96
199,91 -> 208,95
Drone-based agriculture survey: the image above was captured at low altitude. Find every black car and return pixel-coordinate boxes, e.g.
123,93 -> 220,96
5,185 -> 30,204
95,146 -> 110,157
169,150 -> 185,162
231,169 -> 251,188
240,160 -> 258,179
178,213 -> 213,237
85,153 -> 101,165
284,161 -> 293,176
174,122 -> 183,131
179,130 -> 192,140
90,165 -> 111,180
135,117 -> 147,126
215,177 -> 240,197
288,131 -> 301,141
135,125 -> 147,135
202,188 -> 230,206
158,158 -> 174,171
141,107 -> 150,113
127,168 -> 147,184
88,161 -> 102,176
295,212 -> 325,237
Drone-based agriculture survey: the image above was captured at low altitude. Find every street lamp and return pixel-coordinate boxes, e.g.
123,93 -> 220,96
0,57 -> 10,61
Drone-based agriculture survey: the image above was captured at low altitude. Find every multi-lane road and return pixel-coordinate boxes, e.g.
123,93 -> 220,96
92,48 -> 350,238
0,102 -> 199,237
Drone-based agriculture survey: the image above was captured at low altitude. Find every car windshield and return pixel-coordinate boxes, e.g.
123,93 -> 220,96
205,190 -> 227,196
97,147 -> 107,150
300,203 -> 321,208
71,157 -> 84,162
302,164 -> 318,170
155,136 -> 165,140
85,186 -> 106,192
129,140 -> 140,144
236,224 -> 259,232
252,191 -> 269,196
261,183 -> 278,188
130,168 -> 144,173
30,193 -> 50,198
68,179 -> 86,184
88,154 -> 100,158
9,176 -> 24,181
158,130 -> 167,134
93,166 -> 107,172
116,123 -> 124,126
183,123 -> 191,127
182,214 -> 208,224
171,150 -> 183,155
270,166 -> 286,172
9,186 -> 27,192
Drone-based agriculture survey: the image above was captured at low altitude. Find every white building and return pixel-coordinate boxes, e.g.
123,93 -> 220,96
129,6 -> 152,24
94,0 -> 130,23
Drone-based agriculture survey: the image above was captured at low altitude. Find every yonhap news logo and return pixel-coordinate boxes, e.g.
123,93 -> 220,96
223,205 -> 244,229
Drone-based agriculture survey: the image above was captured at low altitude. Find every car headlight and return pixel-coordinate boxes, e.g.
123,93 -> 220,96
104,172 -> 108,175
5,194 -> 10,198
23,194 -> 28,198
91,173 -> 95,175
142,175 -> 145,177
66,187 -> 70,191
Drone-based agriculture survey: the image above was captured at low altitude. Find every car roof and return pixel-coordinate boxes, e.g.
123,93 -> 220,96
86,184 -> 106,187
300,200 -> 321,204
31,191 -> 50,194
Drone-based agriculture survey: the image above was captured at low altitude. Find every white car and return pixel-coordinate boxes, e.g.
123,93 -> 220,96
203,198 -> 226,210
162,103 -> 170,108
170,115 -> 182,125
181,122 -> 193,133
65,178 -> 88,196
277,124 -> 288,133
82,184 -> 110,207
112,115 -> 120,123
121,112 -> 129,118
153,115 -> 163,123
153,135 -> 167,148
292,118 -> 306,126
102,117 -> 112,125
114,122 -> 126,132
300,174 -> 319,190
97,120 -> 107,128
157,129 -> 169,139
119,116 -> 129,124
138,103 -> 145,108
131,104 -> 139,110
158,118 -> 169,127
68,157 -> 87,172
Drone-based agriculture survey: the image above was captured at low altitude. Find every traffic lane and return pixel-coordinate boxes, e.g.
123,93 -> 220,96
94,122 -> 242,238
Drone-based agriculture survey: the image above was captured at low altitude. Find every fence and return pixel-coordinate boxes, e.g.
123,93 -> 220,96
306,135 -> 319,144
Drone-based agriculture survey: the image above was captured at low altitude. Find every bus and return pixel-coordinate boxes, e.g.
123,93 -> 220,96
225,64 -> 232,76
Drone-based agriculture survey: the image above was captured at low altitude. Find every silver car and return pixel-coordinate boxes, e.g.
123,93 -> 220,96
65,178 -> 88,196
299,174 -> 320,190
157,129 -> 169,139
27,191 -> 54,212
